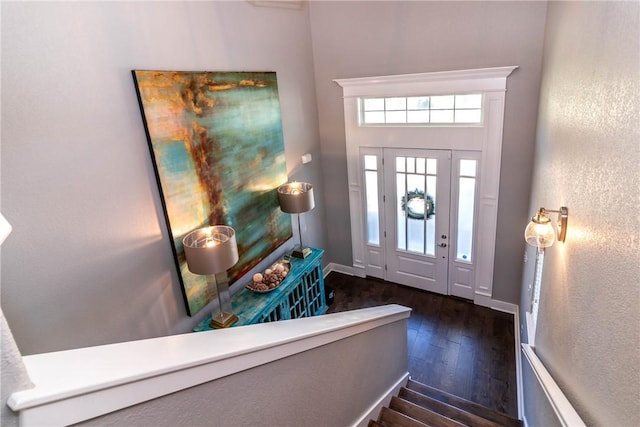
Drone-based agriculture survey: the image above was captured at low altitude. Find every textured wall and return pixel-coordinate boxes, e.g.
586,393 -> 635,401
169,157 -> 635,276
0,309 -> 32,426
75,321 -> 408,427
1,1 -> 324,355
308,1 -> 547,303
522,2 -> 640,425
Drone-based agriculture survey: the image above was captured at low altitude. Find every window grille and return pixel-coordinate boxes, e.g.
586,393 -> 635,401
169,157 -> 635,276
360,94 -> 482,125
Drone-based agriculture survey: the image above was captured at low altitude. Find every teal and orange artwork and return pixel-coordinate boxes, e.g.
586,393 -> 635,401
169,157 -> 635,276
133,70 -> 292,316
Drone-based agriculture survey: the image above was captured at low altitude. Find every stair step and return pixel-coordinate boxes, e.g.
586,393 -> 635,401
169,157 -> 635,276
378,406 -> 429,427
389,396 -> 465,427
406,379 -> 522,427
367,420 -> 386,427
399,387 -> 503,427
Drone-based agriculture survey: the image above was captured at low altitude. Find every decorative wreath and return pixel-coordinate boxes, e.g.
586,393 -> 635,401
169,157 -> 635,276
401,189 -> 435,220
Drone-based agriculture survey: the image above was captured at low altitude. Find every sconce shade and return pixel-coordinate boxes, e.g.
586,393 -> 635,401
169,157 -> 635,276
524,207 -> 568,249
182,226 -> 239,275
524,210 -> 555,248
277,182 -> 315,214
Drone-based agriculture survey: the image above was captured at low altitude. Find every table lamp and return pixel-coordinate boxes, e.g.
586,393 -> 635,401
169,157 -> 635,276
277,181 -> 315,258
183,225 -> 239,328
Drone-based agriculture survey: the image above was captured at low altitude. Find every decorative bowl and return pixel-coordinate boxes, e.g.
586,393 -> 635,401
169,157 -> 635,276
246,259 -> 291,293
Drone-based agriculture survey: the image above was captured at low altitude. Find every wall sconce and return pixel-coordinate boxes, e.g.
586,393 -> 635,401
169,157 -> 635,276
277,181 -> 315,258
524,207 -> 569,250
183,225 -> 239,328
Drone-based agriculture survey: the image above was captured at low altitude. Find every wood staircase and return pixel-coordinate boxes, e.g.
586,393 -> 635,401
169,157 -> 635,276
368,379 -> 522,427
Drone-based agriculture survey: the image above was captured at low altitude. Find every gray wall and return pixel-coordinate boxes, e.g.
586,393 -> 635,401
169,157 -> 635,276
309,1 -> 547,303
1,1 -> 325,355
520,2 -> 640,425
76,320 -> 408,427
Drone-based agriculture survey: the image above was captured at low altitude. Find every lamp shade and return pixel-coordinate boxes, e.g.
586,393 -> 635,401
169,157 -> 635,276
182,226 -> 239,275
524,209 -> 555,249
277,182 -> 315,214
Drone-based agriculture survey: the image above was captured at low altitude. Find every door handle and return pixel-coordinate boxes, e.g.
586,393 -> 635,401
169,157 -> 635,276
440,243 -> 447,248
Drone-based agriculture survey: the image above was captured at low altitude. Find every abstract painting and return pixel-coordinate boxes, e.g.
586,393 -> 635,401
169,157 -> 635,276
132,70 -> 292,316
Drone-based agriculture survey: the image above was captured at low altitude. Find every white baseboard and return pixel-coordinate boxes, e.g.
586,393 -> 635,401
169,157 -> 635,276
323,262 -> 355,278
474,292 -> 518,314
353,372 -> 410,427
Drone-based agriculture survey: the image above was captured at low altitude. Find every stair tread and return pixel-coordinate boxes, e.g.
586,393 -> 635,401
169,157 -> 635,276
399,387 -> 503,427
379,406 -> 429,427
390,396 -> 465,427
407,379 -> 522,427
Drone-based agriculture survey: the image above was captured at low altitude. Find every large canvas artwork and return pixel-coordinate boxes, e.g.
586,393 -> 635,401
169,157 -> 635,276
132,70 -> 292,316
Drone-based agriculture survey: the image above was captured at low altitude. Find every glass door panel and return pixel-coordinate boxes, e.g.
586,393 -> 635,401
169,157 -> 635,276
395,156 -> 438,256
364,153 -> 380,245
456,159 -> 477,262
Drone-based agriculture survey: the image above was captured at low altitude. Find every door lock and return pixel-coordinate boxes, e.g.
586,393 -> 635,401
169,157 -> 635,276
441,235 -> 447,239
440,243 -> 447,248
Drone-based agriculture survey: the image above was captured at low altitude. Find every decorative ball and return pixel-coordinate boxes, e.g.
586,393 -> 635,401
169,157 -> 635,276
275,264 -> 285,273
265,268 -> 273,276
281,271 -> 288,278
253,273 -> 263,283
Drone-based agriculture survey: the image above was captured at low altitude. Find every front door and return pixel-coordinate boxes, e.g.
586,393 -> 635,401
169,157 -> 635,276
361,148 -> 480,298
384,149 -> 451,294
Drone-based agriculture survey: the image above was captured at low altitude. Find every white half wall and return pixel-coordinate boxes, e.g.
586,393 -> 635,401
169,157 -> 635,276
9,306 -> 410,427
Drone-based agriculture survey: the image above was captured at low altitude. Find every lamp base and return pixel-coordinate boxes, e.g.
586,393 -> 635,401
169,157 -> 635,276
292,246 -> 312,259
210,311 -> 239,329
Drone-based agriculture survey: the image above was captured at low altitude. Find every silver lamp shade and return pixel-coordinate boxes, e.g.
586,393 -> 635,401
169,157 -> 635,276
277,182 -> 315,214
277,182 -> 315,258
183,226 -> 239,275
182,225 -> 239,328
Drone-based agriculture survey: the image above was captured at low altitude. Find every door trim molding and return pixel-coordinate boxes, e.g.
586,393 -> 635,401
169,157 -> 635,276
334,66 -> 518,97
335,66 -> 518,302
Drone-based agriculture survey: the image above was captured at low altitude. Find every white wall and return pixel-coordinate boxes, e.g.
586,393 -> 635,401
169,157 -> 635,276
520,2 -> 640,425
308,1 -> 547,303
1,1 -> 325,355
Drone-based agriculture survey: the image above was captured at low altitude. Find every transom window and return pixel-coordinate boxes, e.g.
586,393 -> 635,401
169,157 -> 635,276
360,94 -> 482,125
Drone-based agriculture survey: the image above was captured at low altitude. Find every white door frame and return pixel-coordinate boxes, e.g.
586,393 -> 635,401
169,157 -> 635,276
334,66 -> 517,307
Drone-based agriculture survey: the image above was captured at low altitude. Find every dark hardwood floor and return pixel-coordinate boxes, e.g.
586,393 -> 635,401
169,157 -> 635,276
325,272 -> 518,418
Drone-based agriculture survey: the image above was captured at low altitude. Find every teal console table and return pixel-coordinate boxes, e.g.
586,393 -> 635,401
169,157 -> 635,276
194,248 -> 326,331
